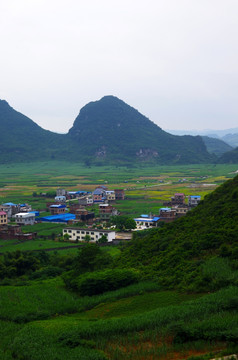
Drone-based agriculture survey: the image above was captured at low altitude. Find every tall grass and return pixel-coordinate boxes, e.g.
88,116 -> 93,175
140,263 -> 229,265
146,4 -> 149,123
10,286 -> 238,360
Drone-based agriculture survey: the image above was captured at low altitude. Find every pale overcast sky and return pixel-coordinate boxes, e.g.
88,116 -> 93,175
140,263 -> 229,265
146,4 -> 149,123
0,0 -> 237,133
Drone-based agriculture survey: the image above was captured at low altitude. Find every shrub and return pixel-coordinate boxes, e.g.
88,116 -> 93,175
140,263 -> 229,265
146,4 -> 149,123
76,268 -> 140,296
30,266 -> 63,280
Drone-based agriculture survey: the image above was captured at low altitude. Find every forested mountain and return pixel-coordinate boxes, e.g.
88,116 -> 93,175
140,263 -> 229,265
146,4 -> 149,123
68,96 -> 213,164
201,136 -> 233,156
119,174 -> 238,291
0,96 -> 214,164
219,146 -> 238,164
222,133 -> 238,147
0,100 -> 78,162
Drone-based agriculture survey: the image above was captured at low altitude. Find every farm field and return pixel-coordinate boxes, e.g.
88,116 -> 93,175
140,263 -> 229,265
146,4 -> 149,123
0,162 -> 237,213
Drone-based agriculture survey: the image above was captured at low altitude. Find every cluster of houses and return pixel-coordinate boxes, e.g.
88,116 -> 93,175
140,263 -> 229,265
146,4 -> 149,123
134,193 -> 201,230
0,202 -> 38,240
40,186 -> 123,225
0,187 -> 201,242
50,187 -> 125,205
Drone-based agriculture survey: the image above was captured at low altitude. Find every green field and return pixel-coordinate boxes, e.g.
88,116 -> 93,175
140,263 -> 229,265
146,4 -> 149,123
0,279 -> 237,360
0,161 -> 237,216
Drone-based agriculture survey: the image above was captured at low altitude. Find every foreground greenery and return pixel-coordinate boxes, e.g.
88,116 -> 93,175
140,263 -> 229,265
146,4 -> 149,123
0,279 -> 237,359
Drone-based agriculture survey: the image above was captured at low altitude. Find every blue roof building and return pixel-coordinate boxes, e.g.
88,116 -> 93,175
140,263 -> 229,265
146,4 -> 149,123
134,215 -> 160,230
37,213 -> 76,223
188,195 -> 201,207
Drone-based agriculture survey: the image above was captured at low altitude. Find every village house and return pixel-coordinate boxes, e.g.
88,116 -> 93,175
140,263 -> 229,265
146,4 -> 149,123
55,195 -> 66,203
172,204 -> 189,217
0,204 -> 14,218
69,203 -> 81,213
134,214 -> 160,230
0,224 -> 36,240
78,195 -> 94,206
99,203 -> 119,221
93,188 -> 106,203
159,208 -> 177,222
1,202 -> 32,218
15,212 -> 35,226
75,207 -> 95,224
46,201 -> 62,210
56,188 -> 66,197
0,211 -> 7,225
62,227 -> 115,242
114,189 -> 125,200
171,193 -> 185,205
49,204 -> 66,215
105,190 -> 115,202
188,195 -> 201,207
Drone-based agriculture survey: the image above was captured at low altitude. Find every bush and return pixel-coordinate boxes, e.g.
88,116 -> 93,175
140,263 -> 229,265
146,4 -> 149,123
76,268 -> 140,296
30,266 -> 63,280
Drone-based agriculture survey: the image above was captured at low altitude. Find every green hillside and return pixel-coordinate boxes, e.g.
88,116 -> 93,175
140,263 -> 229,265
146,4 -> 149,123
0,100 -> 78,162
219,146 -> 238,164
68,96 -> 213,164
118,174 -> 238,291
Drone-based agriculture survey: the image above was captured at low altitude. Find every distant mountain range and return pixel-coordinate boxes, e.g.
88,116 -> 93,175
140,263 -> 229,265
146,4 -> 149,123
0,96 -> 236,164
168,128 -> 238,148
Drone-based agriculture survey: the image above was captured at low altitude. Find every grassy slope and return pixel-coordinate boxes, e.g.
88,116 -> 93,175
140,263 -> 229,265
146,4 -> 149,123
117,174 -> 238,291
1,283 -> 237,360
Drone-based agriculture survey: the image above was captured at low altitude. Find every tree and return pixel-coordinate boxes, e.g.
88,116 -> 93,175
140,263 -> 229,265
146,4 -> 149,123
73,243 -> 112,273
46,190 -> 56,198
63,233 -> 70,241
84,234 -> 91,242
98,234 -> 108,243
124,218 -> 136,230
111,216 -> 136,231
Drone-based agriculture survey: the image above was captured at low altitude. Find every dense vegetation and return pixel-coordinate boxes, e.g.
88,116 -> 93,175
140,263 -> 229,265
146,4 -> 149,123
117,174 -> 238,291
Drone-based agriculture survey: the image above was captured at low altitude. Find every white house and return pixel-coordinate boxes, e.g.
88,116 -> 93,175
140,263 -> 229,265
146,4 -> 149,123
105,190 -> 115,201
15,212 -> 35,225
55,195 -> 66,202
62,227 -> 115,242
134,215 -> 160,230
